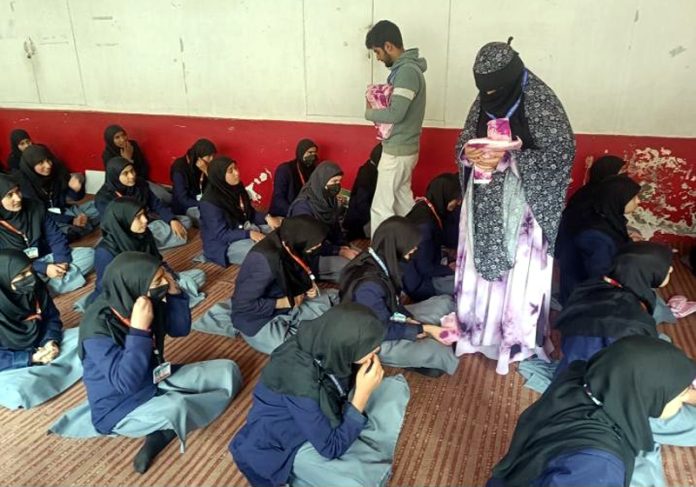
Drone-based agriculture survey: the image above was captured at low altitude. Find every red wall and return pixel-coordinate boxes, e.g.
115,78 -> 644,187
1,108 -> 694,243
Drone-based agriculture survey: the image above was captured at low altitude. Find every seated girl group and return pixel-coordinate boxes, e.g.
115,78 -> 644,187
4,50 -> 696,487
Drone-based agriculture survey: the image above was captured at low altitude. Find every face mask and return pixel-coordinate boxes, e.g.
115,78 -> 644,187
148,284 -> 168,302
302,155 -> 317,167
324,183 -> 341,198
12,274 -> 36,295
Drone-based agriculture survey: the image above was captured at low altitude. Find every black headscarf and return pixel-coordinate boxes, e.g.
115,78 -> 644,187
200,156 -> 254,227
261,303 -> 385,427
589,155 -> 625,184
7,129 -> 31,172
253,215 -> 329,306
18,144 -> 70,207
79,252 -> 164,360
95,157 -> 149,209
491,335 -> 696,487
0,249 -> 51,350
339,216 -> 421,311
343,144 -> 383,240
101,124 -> 149,179
99,198 -> 160,258
170,138 -> 216,195
578,174 -> 641,244
407,173 -> 461,227
289,138 -> 318,191
289,161 -> 343,225
0,174 -> 44,250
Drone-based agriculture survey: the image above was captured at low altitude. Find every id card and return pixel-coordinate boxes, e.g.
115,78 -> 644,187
48,207 -> 62,215
153,361 -> 172,384
23,247 -> 39,259
196,193 -> 202,201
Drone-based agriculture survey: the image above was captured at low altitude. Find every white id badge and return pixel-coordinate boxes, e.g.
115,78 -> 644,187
48,207 -> 62,215
153,361 -> 172,384
23,247 -> 39,259
196,193 -> 202,201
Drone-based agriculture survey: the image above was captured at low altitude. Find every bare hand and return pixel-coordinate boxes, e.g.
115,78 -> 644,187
44,341 -> 60,361
46,263 -> 68,279
195,157 -> 209,175
32,348 -> 51,365
305,286 -> 319,299
275,296 -> 292,309
130,296 -> 154,331
353,355 -> 384,411
475,150 -> 505,171
464,146 -> 484,165
68,175 -> 82,192
293,293 -> 306,307
339,246 -> 360,260
170,219 -> 187,240
421,324 -> 451,346
265,215 -> 283,229
164,270 -> 181,295
120,140 -> 134,161
249,230 -> 265,242
72,213 -> 88,227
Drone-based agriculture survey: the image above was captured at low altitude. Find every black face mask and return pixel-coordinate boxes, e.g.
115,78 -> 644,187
148,284 -> 168,302
302,155 -> 317,167
324,183 -> 341,198
12,274 -> 36,295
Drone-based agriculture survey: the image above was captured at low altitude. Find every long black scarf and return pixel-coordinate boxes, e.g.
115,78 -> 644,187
170,138 -> 216,196
200,156 -> 254,227
253,215 -> 329,307
95,157 -> 149,210
18,144 -> 70,207
99,198 -> 161,258
289,161 -> 343,225
79,252 -> 165,360
7,129 -> 31,172
101,124 -> 149,179
339,216 -> 421,311
261,303 -> 385,427
288,138 -> 318,192
407,173 -> 460,227
491,335 -> 696,487
0,250 -> 51,350
0,174 -> 44,251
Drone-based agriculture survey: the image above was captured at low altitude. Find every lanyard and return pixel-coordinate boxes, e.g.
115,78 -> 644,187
485,70 -> 529,120
603,276 -> 648,312
239,194 -> 246,213
0,219 -> 31,248
314,359 -> 346,398
285,245 -> 320,293
416,197 -> 443,230
115,190 -> 123,198
368,247 -> 389,277
296,163 -> 307,186
24,299 -> 42,321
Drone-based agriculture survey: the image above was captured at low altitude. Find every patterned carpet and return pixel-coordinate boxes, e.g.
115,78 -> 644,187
1,229 -> 694,487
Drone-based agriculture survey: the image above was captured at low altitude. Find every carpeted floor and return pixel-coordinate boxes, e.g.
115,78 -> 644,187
1,229 -> 695,487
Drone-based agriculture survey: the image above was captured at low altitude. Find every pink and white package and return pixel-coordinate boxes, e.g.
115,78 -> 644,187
438,312 -> 461,345
366,84 -> 394,140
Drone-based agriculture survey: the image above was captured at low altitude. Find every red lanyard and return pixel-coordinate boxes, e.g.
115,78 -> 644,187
110,307 -> 132,327
296,163 -> 307,186
416,197 -> 443,230
0,219 -> 31,248
284,246 -> 319,295
603,276 -> 648,312
24,299 -> 42,321
115,190 -> 124,198
239,195 -> 246,213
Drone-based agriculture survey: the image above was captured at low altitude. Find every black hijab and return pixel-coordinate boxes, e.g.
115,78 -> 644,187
0,250 -> 51,350
99,198 -> 161,258
79,252 -> 164,360
200,156 -> 254,227
261,303 -> 385,427
582,174 -> 641,244
7,129 -> 31,172
491,335 -> 696,487
101,124 -> 149,178
170,138 -> 216,195
288,138 -> 318,191
0,174 -> 44,250
253,215 -> 329,306
589,155 -> 625,184
339,216 -> 421,311
290,161 -> 343,225
407,173 -> 461,227
18,144 -> 70,206
95,157 -> 149,209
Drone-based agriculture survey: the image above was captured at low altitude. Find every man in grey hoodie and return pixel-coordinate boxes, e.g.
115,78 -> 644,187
365,20 -> 427,237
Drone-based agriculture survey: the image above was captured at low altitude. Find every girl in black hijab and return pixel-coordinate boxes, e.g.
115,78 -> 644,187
490,336 -> 696,487
53,252 -> 241,474
288,161 -> 357,282
18,144 -> 97,241
230,303 -> 387,486
343,143 -> 382,240
6,129 -> 32,172
169,138 -> 216,219
558,174 -> 642,305
102,124 -> 172,203
95,157 -> 189,249
224,215 -> 334,355
339,216 -> 458,376
199,156 -> 281,266
403,173 -> 461,301
269,138 -> 318,217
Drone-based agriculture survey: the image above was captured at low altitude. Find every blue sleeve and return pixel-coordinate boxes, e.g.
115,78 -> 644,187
42,213 -> 72,264
81,331 -> 153,395
576,231 -> 617,280
231,253 -> 279,319
287,199 -> 313,218
93,247 -> 115,298
147,188 -> 174,222
200,201 -> 249,245
38,297 -> 63,346
172,171 -> 199,210
536,449 -> 625,487
95,195 -> 109,219
48,210 -> 74,225
164,293 -> 191,337
413,226 -> 453,278
0,348 -> 31,371
353,282 -> 420,341
284,394 -> 366,460
253,209 -> 268,227
65,185 -> 86,203
270,165 -> 293,216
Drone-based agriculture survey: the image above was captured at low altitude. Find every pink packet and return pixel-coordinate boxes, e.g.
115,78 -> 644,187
438,312 -> 461,345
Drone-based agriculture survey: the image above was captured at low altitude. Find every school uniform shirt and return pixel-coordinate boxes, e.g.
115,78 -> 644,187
269,139 -> 318,217
287,198 -> 345,256
401,218 -> 453,302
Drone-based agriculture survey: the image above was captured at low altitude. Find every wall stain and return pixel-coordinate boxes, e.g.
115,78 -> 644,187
669,46 -> 687,57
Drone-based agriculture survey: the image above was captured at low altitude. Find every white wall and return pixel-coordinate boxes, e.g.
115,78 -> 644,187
1,0 -> 694,136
